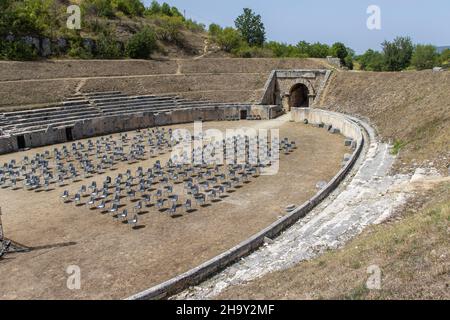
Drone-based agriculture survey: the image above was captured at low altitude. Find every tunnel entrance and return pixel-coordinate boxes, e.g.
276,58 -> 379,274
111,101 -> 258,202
17,135 -> 26,149
65,127 -> 74,141
289,83 -> 309,110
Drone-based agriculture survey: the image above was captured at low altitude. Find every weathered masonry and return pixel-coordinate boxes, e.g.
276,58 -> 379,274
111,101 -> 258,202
260,69 -> 331,111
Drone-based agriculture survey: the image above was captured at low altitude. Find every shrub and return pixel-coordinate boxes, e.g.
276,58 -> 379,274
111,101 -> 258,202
95,31 -> 123,58
0,40 -> 39,60
126,26 -> 157,59
208,23 -> 222,39
184,19 -> 205,33
81,0 -> 115,18
114,0 -> 145,17
232,44 -> 274,58
358,49 -> 385,71
155,15 -> 184,44
411,45 -> 438,70
216,27 -> 243,53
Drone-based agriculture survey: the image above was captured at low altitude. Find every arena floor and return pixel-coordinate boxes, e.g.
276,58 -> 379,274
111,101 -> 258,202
0,118 -> 349,299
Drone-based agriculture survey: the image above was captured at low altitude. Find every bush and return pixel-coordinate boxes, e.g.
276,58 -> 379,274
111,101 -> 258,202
0,40 -> 39,60
114,0 -> 145,17
358,49 -> 385,71
154,15 -> 184,44
232,45 -> 274,58
215,27 -> 243,53
411,45 -> 438,70
81,0 -> 115,18
96,31 -> 123,58
126,27 -> 157,59
184,19 -> 205,33
382,36 -> 414,71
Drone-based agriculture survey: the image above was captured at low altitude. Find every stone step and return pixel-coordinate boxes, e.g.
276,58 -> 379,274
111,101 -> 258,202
5,107 -> 100,123
93,95 -> 175,106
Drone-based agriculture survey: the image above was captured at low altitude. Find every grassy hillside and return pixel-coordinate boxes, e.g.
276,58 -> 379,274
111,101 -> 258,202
0,0 -> 207,59
319,71 -> 450,174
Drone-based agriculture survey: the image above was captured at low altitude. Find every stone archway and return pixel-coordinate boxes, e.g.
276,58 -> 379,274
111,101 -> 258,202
289,83 -> 310,110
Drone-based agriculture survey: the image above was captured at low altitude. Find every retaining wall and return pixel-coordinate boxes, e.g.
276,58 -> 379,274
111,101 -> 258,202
0,105 -> 273,154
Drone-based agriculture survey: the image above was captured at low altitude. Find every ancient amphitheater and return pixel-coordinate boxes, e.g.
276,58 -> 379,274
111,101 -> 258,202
0,58 -> 448,300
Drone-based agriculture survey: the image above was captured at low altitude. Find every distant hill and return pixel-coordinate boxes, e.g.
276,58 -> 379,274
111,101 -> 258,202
437,46 -> 450,53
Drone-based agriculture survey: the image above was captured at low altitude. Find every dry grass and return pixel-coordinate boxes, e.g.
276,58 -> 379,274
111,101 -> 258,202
218,182 -> 450,300
320,70 -> 450,174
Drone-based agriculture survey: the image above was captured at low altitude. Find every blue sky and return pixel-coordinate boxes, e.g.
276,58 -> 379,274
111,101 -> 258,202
143,0 -> 450,54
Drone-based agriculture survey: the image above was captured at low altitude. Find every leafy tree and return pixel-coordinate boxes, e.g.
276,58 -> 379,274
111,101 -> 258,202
411,45 -> 438,70
234,8 -> 266,47
155,15 -> 184,43
358,49 -> 385,71
382,36 -> 414,71
308,42 -> 331,58
330,42 -> 348,64
208,23 -> 222,38
146,0 -> 161,15
161,2 -> 172,16
126,26 -> 157,59
216,27 -> 243,52
170,6 -> 183,18
114,0 -> 145,17
296,41 -> 311,56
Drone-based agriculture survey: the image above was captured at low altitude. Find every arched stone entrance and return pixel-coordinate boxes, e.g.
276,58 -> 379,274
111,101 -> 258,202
289,83 -> 310,109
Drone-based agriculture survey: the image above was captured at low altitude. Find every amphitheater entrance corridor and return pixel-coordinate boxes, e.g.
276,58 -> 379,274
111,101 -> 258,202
240,110 -> 248,120
17,135 -> 26,149
65,127 -> 74,141
289,83 -> 309,110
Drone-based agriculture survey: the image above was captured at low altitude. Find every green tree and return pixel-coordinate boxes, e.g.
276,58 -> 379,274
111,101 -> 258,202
161,2 -> 172,16
308,42 -> 331,58
330,42 -> 348,64
126,26 -> 157,59
216,27 -> 243,52
114,0 -> 145,17
146,0 -> 161,15
358,49 -> 385,71
411,45 -> 438,70
208,23 -> 222,38
382,36 -> 414,71
234,8 -> 266,47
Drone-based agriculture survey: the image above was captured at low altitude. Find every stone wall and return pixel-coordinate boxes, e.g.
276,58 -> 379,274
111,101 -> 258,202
0,105 -> 273,154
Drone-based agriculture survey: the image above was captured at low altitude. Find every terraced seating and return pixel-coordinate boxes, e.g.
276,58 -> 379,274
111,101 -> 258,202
0,91 -> 252,136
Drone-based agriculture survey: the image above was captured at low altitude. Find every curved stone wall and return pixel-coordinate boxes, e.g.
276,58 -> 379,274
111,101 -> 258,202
126,108 -> 365,300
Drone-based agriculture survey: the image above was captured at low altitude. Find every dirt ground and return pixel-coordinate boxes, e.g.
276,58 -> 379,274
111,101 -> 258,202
0,119 -> 348,299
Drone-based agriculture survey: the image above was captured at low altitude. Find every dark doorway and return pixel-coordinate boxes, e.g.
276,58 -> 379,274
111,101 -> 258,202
65,127 -> 74,141
289,83 -> 309,110
17,135 -> 26,149
240,110 -> 248,120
